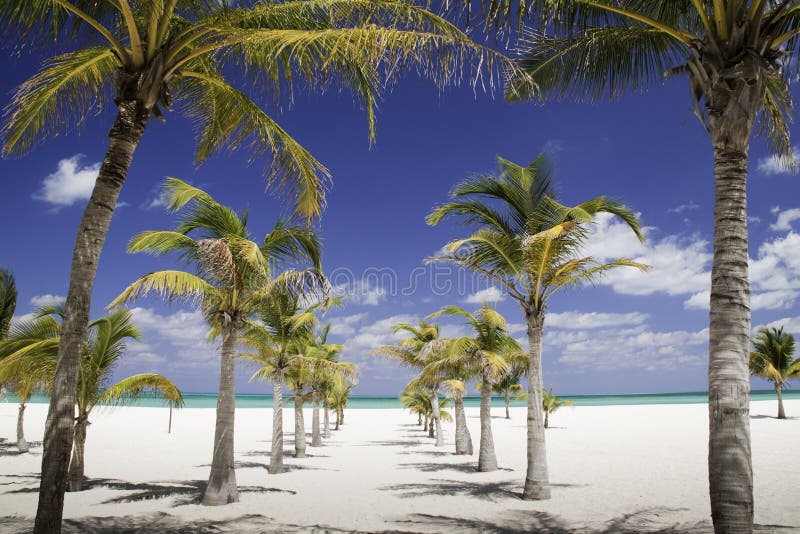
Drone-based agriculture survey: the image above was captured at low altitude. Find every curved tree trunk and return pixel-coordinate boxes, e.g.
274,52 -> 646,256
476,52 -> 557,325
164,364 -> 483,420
269,376 -> 284,474
417,412 -> 422,426
776,384 -> 786,419
430,391 -> 444,447
67,416 -> 88,492
454,395 -> 472,455
423,415 -> 429,433
17,401 -> 29,453
544,410 -> 549,429
523,311 -> 550,499
334,408 -> 341,430
202,329 -> 239,505
294,390 -> 306,458
478,371 -> 498,472
323,400 -> 331,438
505,390 -> 511,419
707,74 -> 758,534
34,101 -> 148,533
311,390 -> 322,447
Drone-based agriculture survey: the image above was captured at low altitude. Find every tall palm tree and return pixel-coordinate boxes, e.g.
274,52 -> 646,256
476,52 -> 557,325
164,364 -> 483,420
374,320 -> 448,447
0,4 -> 500,528
542,387 -> 574,429
428,154 -> 645,498
0,307 -> 182,490
750,326 -> 799,419
502,3 -> 800,528
111,178 -> 324,505
428,304 -> 522,471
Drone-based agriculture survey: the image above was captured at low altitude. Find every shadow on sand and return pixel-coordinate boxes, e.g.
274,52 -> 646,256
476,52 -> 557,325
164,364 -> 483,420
398,462 -> 512,474
0,438 -> 41,457
381,478 -> 523,502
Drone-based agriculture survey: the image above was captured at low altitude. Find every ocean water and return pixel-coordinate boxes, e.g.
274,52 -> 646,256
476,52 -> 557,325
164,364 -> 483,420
8,389 -> 799,409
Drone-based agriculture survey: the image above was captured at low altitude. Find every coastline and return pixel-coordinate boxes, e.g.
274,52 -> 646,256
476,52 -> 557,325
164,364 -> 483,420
1,399 -> 797,532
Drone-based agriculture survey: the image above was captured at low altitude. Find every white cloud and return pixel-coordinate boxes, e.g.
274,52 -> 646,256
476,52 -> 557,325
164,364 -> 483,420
756,149 -> 799,176
750,231 -> 800,292
334,280 -> 387,306
128,307 -> 216,368
668,201 -> 699,214
770,207 -> 800,231
763,315 -> 800,333
29,294 -> 65,308
685,289 -> 799,311
9,312 -> 37,328
343,313 -> 418,354
144,190 -> 170,210
34,155 -> 99,207
545,311 -> 649,330
683,291 -> 709,310
463,287 -> 505,304
327,313 -> 368,337
542,139 -> 565,155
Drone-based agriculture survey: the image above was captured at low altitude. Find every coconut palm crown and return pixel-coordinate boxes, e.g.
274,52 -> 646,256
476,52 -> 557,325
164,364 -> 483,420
750,326 -> 799,419
112,178 -> 326,506
427,154 -> 646,500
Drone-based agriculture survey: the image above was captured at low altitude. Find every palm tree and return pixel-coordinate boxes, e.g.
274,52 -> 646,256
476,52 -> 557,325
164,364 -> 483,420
0,268 -> 15,341
542,387 -> 574,429
441,379 -> 474,455
329,379 -> 355,430
502,2 -> 800,527
428,304 -> 523,471
374,320 -> 448,447
0,307 -> 182,490
750,327 -> 799,420
428,154 -> 645,498
489,351 -> 528,419
400,385 -> 454,433
112,178 -> 324,505
0,4 -> 501,528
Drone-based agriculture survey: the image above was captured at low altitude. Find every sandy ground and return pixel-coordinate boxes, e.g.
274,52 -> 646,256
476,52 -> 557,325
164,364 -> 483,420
0,400 -> 798,533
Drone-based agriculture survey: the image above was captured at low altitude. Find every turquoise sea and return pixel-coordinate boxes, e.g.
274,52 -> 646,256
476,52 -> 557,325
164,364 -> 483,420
9,389 -> 799,409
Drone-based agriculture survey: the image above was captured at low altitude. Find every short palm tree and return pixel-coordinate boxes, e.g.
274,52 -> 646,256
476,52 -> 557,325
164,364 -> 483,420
503,2 -> 800,527
428,304 -> 523,471
428,154 -> 645,498
112,178 -> 324,505
0,3 -> 500,527
750,327 -> 799,419
329,379 -> 355,430
306,328 -> 355,447
542,387 -> 574,429
374,320 -> 448,447
490,351 -> 528,419
0,307 -> 182,490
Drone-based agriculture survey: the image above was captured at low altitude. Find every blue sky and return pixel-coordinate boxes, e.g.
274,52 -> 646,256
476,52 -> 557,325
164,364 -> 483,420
2,46 -> 799,396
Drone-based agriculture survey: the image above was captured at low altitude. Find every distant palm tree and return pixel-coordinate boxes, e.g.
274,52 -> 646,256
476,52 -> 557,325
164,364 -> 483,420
329,379 -> 355,430
490,351 -> 528,419
375,320 -> 448,446
307,327 -> 355,447
0,4 -> 500,528
428,154 -> 645,498
504,3 -> 800,528
0,307 -> 182,490
750,327 -> 799,419
542,387 -> 574,429
428,304 -> 523,471
440,379 -> 473,455
112,178 -> 324,505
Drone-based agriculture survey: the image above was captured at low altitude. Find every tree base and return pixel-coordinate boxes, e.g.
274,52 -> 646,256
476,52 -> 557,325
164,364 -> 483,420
522,480 -> 551,500
202,485 -> 239,506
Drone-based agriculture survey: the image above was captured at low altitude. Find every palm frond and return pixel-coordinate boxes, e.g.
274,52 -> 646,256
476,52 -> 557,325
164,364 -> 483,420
98,373 -> 184,407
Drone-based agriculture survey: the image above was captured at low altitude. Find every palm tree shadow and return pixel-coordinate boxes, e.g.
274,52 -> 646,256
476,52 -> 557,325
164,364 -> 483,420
399,462 -> 512,474
0,438 -> 41,457
87,478 -> 296,506
380,478 -> 522,502
750,414 -> 798,420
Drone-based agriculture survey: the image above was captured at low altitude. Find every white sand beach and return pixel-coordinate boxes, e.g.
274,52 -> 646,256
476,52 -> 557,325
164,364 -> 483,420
0,400 -> 797,533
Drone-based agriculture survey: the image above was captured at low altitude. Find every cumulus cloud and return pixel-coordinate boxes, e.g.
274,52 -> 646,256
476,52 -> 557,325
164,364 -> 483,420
770,207 -> 800,231
756,149 -> 799,175
344,313 -> 418,353
128,307 -> 216,368
34,155 -> 99,208
463,287 -> 505,304
144,190 -> 170,210
668,201 -> 699,214
334,280 -> 387,306
29,294 -> 65,308
327,313 -> 368,337
545,311 -> 649,330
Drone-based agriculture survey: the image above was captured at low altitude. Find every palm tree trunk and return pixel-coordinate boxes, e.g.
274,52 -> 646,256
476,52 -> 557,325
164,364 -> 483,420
311,390 -> 322,446
269,375 -> 284,474
523,310 -> 550,499
430,391 -> 444,447
168,404 -> 173,434
67,415 -> 88,492
776,384 -> 785,419
454,395 -> 472,455
707,76 -> 759,534
478,371 -> 498,472
424,414 -> 429,432
323,400 -> 331,438
34,101 -> 148,534
544,411 -> 549,429
334,408 -> 341,430
202,328 -> 239,505
417,412 -> 422,426
294,390 -> 306,458
17,400 -> 29,453
505,390 -> 511,419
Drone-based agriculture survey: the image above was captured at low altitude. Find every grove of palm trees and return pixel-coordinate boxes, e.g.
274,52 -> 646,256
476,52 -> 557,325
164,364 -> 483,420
1,1 -> 799,533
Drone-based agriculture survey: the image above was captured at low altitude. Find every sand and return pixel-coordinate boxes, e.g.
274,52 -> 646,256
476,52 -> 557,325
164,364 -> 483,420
0,400 -> 798,533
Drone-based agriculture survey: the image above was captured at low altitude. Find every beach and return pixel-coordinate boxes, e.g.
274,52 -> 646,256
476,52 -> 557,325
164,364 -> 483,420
0,400 -> 797,533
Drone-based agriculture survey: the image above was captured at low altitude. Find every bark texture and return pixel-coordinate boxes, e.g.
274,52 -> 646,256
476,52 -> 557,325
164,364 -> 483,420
323,400 -> 331,438
17,402 -> 29,453
454,396 -> 472,455
776,385 -> 785,420
35,101 -> 148,534
294,392 -> 306,458
430,392 -> 444,447
67,416 -> 88,492
706,69 -> 759,534
505,391 -> 511,419
478,372 -> 497,472
523,312 -> 550,500
202,329 -> 239,505
269,376 -> 284,474
311,391 -> 322,447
